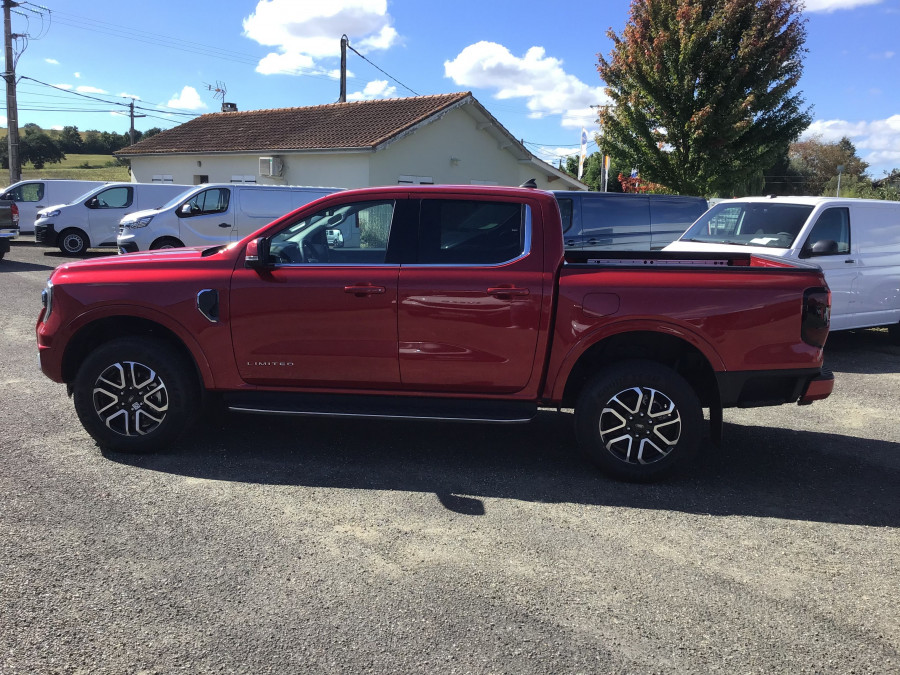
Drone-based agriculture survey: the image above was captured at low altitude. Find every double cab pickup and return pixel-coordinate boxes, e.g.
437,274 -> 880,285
36,185 -> 833,480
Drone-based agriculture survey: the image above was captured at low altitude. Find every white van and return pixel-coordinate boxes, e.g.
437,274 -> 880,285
34,182 -> 192,255
116,183 -> 341,253
665,196 -> 900,336
0,180 -> 106,234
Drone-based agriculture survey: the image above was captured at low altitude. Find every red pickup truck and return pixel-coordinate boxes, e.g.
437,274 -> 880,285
36,185 -> 833,480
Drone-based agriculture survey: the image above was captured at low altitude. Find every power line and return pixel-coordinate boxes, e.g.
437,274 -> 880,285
345,41 -> 418,96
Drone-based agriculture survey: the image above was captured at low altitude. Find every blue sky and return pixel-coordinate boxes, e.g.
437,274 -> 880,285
6,0 -> 900,175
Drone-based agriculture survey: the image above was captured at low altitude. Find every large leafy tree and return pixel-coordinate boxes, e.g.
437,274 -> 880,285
597,0 -> 811,195
789,135 -> 868,196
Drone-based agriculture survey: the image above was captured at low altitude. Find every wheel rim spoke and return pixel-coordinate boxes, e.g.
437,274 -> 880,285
598,385 -> 682,466
92,359 -> 168,438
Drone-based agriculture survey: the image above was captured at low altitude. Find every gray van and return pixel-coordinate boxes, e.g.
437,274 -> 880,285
553,191 -> 708,251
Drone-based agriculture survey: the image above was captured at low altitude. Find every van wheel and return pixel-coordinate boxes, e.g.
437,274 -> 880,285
72,337 -> 199,453
575,360 -> 702,482
150,237 -> 184,250
59,228 -> 89,255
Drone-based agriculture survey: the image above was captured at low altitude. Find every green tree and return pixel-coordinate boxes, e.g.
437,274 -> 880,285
597,0 -> 811,196
142,127 -> 163,139
59,125 -> 84,153
789,135 -> 868,196
562,152 -> 624,192
19,128 -> 65,169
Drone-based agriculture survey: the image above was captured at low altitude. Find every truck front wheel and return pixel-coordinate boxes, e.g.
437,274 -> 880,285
575,360 -> 702,481
72,337 -> 198,452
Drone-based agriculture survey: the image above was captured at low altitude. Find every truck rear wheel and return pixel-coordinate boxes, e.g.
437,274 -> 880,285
59,228 -> 89,255
72,337 -> 198,453
575,360 -> 702,481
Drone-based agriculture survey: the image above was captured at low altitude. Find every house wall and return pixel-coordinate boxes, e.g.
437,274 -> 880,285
126,106 -> 581,190
128,153 -> 370,189
369,107 -> 569,190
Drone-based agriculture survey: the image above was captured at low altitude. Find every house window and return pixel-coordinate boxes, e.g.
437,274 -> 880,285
151,174 -> 174,183
193,175 -> 209,185
231,175 -> 257,184
398,175 -> 434,185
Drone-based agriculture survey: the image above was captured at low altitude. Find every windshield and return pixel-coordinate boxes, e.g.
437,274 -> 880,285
159,187 -> 203,211
679,202 -> 814,248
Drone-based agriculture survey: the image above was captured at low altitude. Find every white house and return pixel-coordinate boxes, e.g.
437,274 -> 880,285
115,92 -> 586,191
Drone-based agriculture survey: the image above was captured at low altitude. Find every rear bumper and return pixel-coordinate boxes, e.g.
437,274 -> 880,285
717,368 -> 833,408
798,369 -> 834,405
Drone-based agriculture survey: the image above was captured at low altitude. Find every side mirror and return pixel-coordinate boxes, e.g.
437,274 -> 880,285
180,203 -> 193,216
245,237 -> 273,269
807,239 -> 838,257
86,197 -> 99,209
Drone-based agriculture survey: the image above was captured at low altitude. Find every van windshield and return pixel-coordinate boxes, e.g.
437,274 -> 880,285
679,202 -> 814,248
160,188 -> 202,211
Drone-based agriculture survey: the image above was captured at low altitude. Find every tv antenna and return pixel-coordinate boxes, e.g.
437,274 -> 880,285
205,81 -> 227,100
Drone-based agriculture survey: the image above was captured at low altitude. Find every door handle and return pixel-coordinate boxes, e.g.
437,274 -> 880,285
344,284 -> 385,296
218,222 -> 231,228
487,287 -> 529,297
844,259 -> 856,264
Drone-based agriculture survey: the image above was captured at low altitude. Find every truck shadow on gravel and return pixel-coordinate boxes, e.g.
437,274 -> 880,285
0,259 -> 56,273
105,410 -> 899,528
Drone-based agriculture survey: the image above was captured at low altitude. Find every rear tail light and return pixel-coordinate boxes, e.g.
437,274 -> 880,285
802,287 -> 830,348
11,202 -> 18,223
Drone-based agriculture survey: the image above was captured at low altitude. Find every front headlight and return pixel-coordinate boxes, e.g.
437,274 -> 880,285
41,279 -> 53,319
121,215 -> 154,229
39,209 -> 61,219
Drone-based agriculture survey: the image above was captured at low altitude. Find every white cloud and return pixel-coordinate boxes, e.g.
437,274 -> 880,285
51,125 -> 63,131
0,115 -> 7,126
804,0 -> 883,11
45,58 -> 59,65
243,0 -> 398,76
167,86 -> 208,110
76,85 -> 107,94
74,72 -> 81,78
444,42 -> 609,131
52,83 -> 73,90
803,115 -> 900,170
118,92 -> 141,100
346,79 -> 396,101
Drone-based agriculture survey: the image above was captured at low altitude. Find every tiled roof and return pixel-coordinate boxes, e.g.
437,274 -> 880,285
116,92 -> 473,156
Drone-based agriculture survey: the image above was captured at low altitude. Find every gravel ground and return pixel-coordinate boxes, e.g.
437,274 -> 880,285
1,240 -> 898,674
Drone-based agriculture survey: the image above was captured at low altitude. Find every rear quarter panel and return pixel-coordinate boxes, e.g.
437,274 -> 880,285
544,265 -> 827,401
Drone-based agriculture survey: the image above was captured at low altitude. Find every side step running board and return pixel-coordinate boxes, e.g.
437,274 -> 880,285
224,392 -> 537,424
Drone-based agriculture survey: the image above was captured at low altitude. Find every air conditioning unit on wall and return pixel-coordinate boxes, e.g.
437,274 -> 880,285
259,156 -> 283,177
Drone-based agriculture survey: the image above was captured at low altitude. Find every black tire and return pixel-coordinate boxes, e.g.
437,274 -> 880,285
59,228 -> 89,255
72,337 -> 199,452
150,236 -> 184,250
575,360 -> 702,482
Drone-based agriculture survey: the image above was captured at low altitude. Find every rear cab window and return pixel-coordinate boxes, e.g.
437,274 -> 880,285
416,199 -> 528,264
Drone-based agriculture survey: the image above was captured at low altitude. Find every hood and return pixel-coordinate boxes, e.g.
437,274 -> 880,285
51,244 -> 236,279
120,208 -> 158,223
37,203 -> 68,216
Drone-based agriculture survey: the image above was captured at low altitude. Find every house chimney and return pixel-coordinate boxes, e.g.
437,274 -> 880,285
222,102 -> 238,112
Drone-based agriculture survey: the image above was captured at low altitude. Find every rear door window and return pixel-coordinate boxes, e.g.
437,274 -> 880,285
649,198 -> 707,248
417,199 -> 526,264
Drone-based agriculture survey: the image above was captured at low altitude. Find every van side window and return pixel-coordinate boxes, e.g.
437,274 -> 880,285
3,183 -> 44,202
557,198 -> 574,234
417,199 -> 526,264
93,187 -> 133,209
804,208 -> 850,256
184,188 -> 230,216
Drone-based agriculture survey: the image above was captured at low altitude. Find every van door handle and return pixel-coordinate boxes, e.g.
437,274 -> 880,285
487,287 -> 529,297
844,259 -> 856,264
344,284 -> 385,296
218,222 -> 231,228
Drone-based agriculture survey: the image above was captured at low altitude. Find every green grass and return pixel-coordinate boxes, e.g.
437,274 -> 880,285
20,154 -> 131,181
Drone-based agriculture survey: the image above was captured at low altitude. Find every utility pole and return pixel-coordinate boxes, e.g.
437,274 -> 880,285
339,34 -> 348,103
128,99 -> 145,145
3,0 -> 20,184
